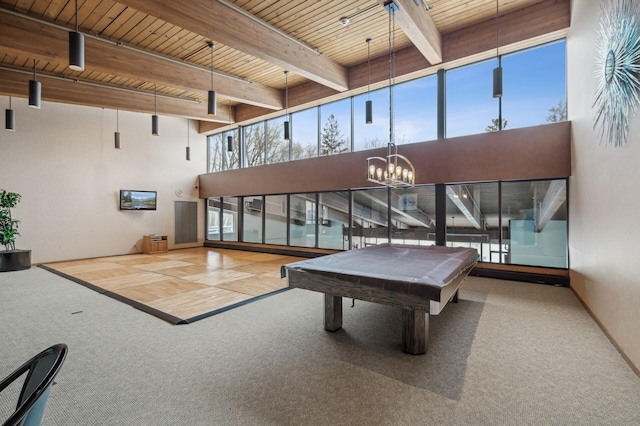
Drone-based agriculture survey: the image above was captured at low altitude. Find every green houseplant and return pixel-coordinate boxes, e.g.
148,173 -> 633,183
0,190 -> 31,271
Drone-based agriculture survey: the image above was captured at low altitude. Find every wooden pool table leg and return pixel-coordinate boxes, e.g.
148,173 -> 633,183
402,309 -> 428,354
324,294 -> 343,332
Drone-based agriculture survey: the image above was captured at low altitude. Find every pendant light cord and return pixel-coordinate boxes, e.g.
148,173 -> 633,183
285,71 -> 289,115
388,5 -> 396,152
209,43 -> 214,91
75,0 -> 79,32
33,59 -> 37,80
366,38 -> 371,101
154,83 -> 157,114
495,0 -> 499,58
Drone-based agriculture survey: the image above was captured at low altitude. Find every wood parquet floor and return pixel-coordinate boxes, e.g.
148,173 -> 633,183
42,248 -> 307,324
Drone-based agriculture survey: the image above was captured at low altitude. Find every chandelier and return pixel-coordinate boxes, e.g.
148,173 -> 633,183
366,1 -> 415,188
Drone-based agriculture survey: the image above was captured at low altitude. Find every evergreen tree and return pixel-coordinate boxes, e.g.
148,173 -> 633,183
320,114 -> 348,155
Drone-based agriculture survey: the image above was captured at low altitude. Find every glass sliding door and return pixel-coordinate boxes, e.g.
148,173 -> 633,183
445,182 -> 498,262
221,197 -> 239,241
206,198 -> 221,241
502,179 -> 568,268
318,191 -> 349,250
265,194 -> 288,245
390,185 -> 436,246
242,196 -> 263,243
289,193 -> 316,248
351,188 -> 389,248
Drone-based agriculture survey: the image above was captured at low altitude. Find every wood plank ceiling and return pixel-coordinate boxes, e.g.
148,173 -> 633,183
0,0 -> 563,131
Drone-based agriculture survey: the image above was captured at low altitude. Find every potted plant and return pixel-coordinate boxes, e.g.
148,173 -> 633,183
0,190 -> 31,271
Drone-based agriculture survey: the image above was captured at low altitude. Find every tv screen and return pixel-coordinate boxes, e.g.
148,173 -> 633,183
119,190 -> 157,211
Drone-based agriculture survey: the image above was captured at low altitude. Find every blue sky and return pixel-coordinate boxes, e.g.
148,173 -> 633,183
269,40 -> 566,151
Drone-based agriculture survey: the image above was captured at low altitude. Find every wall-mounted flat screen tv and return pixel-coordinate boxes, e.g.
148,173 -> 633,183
119,190 -> 157,211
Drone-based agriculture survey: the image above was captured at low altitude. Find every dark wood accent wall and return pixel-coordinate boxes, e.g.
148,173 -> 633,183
198,121 -> 571,198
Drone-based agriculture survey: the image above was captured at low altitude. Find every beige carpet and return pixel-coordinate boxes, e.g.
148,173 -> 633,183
1,267 -> 639,425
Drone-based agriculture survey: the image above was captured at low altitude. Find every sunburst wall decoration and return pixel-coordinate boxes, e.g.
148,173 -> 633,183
593,0 -> 640,147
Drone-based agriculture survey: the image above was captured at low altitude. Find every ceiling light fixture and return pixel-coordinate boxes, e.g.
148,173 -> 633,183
283,70 -> 290,140
152,84 -> 159,136
186,119 -> 191,161
115,109 -> 121,149
227,104 -> 233,152
365,38 -> 373,124
5,96 -> 15,131
69,0 -> 85,71
28,59 -> 41,109
366,2 -> 415,187
208,42 -> 217,116
493,0 -> 502,98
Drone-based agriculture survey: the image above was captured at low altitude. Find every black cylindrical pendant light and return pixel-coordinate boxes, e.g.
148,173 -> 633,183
69,0 -> 85,71
114,109 -> 121,149
227,135 -> 233,152
207,43 -> 216,116
493,66 -> 502,98
366,38 -> 373,124
152,84 -> 159,136
152,114 -> 159,136
29,59 -> 41,109
5,96 -> 15,131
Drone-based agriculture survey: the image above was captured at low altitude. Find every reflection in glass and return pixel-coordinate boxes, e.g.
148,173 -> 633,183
225,129 -> 240,170
445,182 -> 498,262
207,198 -> 221,241
243,196 -> 263,243
290,193 -> 316,247
351,188 -> 389,248
265,194 -> 288,245
390,186 -> 436,245
318,192 -> 350,250
291,107 -> 318,160
222,197 -> 239,241
502,180 -> 567,268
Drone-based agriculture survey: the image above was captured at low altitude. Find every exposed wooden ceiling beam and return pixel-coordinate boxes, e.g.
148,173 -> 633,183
117,0 -> 349,92
0,69 -> 231,123
0,11 -> 283,110
377,0 -> 442,65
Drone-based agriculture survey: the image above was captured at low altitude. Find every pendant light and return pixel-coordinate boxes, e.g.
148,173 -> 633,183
207,42 -> 217,116
227,104 -> 233,152
152,84 -> 159,136
115,109 -> 121,149
365,38 -> 373,124
493,0 -> 502,98
5,96 -> 15,131
186,119 -> 191,161
283,70 -> 290,140
28,59 -> 41,109
69,0 -> 84,71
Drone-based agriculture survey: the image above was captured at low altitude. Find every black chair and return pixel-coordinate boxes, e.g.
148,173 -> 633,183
1,344 -> 68,426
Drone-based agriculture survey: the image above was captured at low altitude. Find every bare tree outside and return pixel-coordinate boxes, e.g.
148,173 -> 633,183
546,100 -> 567,122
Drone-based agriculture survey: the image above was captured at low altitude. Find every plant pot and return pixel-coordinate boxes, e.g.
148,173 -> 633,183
0,249 -> 32,272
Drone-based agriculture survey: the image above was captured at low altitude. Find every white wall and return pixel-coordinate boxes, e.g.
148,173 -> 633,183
1,97 -> 207,263
568,0 -> 640,369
